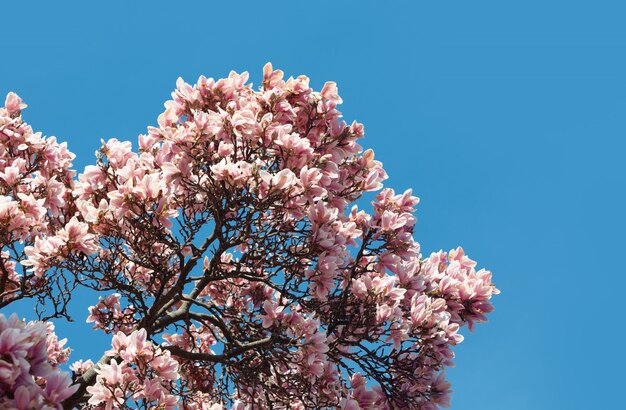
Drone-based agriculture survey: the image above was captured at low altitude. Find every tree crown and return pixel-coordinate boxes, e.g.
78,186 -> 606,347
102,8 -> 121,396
0,64 -> 498,409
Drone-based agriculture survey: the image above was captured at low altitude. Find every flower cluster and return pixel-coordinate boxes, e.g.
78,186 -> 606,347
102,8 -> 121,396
0,313 -> 77,409
86,329 -> 180,409
0,92 -> 78,305
86,293 -> 137,334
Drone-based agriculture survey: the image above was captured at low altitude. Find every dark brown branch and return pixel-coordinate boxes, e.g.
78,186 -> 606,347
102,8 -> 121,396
164,336 -> 275,363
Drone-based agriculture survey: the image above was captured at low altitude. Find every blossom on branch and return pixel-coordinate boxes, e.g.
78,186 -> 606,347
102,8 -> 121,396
0,314 -> 77,409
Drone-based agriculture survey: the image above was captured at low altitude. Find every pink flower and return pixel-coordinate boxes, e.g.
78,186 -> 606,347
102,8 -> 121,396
261,300 -> 284,328
0,165 -> 21,186
321,82 -> 343,105
70,359 -> 94,375
263,62 -> 285,89
259,168 -> 297,195
210,158 -> 253,188
151,351 -> 180,380
59,216 -> 98,254
41,371 -> 79,404
87,359 -> 126,407
4,92 -> 27,115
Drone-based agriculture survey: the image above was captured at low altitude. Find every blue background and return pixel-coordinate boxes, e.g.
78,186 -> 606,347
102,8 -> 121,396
2,1 -> 625,408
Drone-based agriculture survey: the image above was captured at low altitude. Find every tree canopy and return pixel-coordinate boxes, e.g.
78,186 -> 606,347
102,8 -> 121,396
0,64 -> 498,409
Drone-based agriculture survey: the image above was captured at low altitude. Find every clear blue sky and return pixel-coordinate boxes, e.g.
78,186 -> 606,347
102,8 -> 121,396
2,1 -> 625,408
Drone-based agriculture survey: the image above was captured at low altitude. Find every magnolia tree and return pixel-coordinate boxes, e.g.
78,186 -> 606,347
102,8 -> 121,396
0,64 -> 498,409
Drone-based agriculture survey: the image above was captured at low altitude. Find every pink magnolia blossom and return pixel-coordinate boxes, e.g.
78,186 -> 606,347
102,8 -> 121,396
70,359 -> 94,376
4,92 -> 27,115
